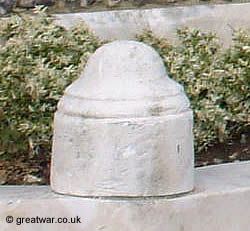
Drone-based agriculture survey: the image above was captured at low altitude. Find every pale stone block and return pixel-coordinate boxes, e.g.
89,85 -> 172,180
52,112 -> 194,196
55,3 -> 250,47
51,40 -> 194,197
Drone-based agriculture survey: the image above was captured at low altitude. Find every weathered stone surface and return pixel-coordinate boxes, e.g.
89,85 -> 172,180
51,40 -> 194,197
1,162 -> 250,231
55,3 -> 250,47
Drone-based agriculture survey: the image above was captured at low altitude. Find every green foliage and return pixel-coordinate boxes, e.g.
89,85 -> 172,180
137,28 -> 249,152
0,7 -> 103,156
0,8 -> 249,157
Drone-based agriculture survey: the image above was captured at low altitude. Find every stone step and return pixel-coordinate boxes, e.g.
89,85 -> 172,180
1,161 -> 250,231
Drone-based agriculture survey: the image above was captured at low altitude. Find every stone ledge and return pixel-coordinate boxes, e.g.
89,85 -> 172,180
55,3 -> 250,47
1,161 -> 250,231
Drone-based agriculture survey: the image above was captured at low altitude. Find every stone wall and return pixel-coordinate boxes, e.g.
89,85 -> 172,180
55,3 -> 250,47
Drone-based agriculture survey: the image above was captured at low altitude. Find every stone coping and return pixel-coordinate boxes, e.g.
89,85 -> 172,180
55,3 -> 250,47
1,162 -> 250,231
1,161 -> 250,201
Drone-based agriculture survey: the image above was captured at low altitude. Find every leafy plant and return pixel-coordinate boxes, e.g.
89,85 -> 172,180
0,8 -> 249,157
0,7 -> 103,157
137,28 -> 249,152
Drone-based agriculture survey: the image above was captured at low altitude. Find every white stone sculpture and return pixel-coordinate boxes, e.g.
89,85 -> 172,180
51,40 -> 194,197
